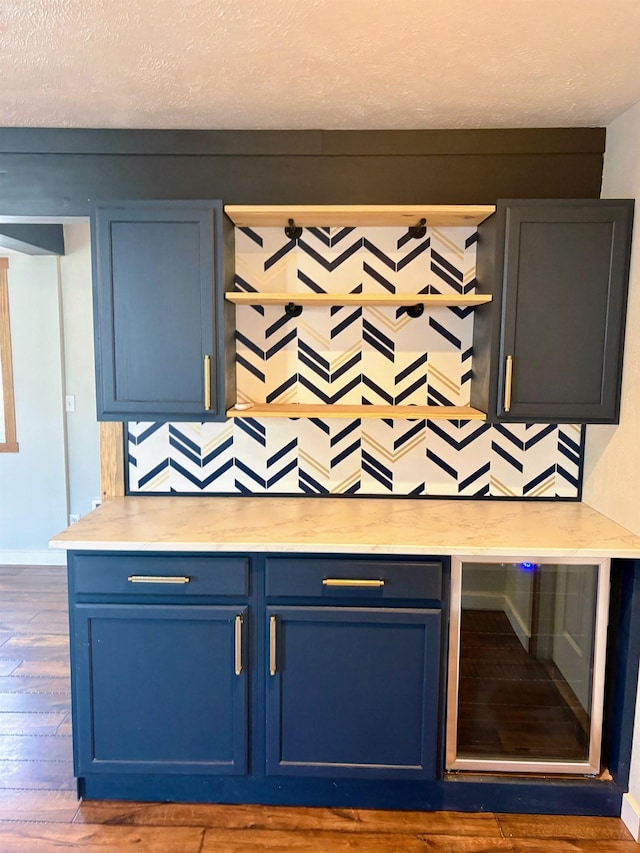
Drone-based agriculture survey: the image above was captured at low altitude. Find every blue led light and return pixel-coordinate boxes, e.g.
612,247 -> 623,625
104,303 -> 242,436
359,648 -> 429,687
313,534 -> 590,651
518,561 -> 537,572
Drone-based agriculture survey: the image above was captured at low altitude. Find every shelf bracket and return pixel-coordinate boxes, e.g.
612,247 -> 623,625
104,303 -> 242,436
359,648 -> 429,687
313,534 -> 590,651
406,303 -> 425,318
284,218 -> 303,240
284,302 -> 303,317
408,218 -> 427,239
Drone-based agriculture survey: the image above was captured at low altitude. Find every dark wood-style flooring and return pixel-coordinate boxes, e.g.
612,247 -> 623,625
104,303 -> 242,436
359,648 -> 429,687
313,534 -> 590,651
0,564 -> 635,852
458,609 -> 588,761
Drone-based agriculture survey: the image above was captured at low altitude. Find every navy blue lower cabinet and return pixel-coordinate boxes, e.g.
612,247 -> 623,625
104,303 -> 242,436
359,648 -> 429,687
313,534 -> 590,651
72,603 -> 248,776
265,606 -> 441,779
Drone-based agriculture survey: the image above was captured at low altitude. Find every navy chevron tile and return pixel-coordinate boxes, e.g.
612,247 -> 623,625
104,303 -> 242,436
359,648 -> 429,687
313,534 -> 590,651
127,223 -> 581,500
396,239 -> 430,270
363,261 -> 395,293
426,448 -> 457,479
138,458 -> 170,489
239,227 -> 263,246
458,462 -> 490,493
491,440 -> 524,472
264,239 -> 296,271
266,374 -> 297,403
299,237 -> 362,271
299,468 -> 330,494
202,436 -> 233,466
558,464 -> 579,488
297,269 -> 326,292
169,435 -> 201,467
171,457 -> 234,490
524,424 -> 557,450
332,438 -> 361,468
236,353 -> 265,383
362,449 -> 393,491
427,420 -> 490,451
128,422 -> 165,445
362,238 -> 397,272
524,465 -> 555,495
236,418 -> 266,447
363,320 -> 394,360
331,419 -> 360,446
331,308 -> 362,337
429,317 -> 461,348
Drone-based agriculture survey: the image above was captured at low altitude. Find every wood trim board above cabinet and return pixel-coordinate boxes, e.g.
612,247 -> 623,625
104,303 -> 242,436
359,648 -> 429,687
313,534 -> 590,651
224,204 -> 496,228
225,293 -> 492,308
226,403 -> 486,421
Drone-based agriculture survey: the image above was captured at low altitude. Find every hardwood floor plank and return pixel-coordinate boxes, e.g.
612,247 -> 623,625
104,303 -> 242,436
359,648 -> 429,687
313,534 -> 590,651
0,790 -> 79,823
75,802 -> 502,836
199,828 -> 516,852
0,822 -> 204,853
0,733 -> 72,761
511,841 -> 640,852
0,590 -> 66,601
0,759 -> 75,790
56,713 -> 73,737
10,660 -> 70,679
2,634 -> 69,650
0,692 -> 70,713
0,711 -> 68,736
498,814 -> 634,840
0,660 -> 20,676
0,676 -> 70,694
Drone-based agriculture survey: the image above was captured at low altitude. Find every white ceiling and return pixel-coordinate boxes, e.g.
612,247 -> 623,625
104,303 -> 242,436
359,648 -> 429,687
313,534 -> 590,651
1,0 -> 640,130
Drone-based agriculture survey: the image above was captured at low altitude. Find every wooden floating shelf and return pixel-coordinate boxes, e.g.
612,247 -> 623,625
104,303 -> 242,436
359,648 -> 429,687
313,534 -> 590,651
224,204 -> 496,229
225,292 -> 492,307
227,403 -> 486,421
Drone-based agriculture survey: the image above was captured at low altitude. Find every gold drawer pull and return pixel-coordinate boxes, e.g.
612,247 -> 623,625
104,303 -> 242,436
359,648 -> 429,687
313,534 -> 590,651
204,354 -> 212,411
235,614 -> 243,676
269,615 -> 277,676
504,354 -> 513,413
127,575 -> 191,584
322,578 -> 385,588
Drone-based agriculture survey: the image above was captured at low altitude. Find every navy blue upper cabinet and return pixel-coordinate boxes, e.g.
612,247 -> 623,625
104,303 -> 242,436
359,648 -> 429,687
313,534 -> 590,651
472,200 -> 634,423
92,200 -> 235,420
266,605 -> 441,780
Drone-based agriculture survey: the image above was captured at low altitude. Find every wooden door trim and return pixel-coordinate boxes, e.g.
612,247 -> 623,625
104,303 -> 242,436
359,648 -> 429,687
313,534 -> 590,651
100,421 -> 125,499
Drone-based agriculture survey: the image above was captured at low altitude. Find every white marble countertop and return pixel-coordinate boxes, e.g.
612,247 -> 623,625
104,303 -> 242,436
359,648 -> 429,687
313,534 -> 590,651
48,496 -> 640,559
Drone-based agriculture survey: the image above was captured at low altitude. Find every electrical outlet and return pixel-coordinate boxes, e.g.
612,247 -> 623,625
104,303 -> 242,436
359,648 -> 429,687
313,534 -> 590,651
65,395 -> 76,413
69,513 -> 80,524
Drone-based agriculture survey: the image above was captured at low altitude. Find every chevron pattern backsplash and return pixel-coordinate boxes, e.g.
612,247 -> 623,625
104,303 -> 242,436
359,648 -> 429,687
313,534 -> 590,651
127,225 -> 583,499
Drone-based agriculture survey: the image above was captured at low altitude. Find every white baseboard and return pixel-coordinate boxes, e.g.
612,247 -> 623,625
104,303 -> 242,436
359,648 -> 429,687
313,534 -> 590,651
621,793 -> 640,841
0,549 -> 66,566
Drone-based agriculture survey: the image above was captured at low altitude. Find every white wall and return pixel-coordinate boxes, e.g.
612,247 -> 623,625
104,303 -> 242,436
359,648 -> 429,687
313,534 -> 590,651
0,223 -> 99,565
59,223 -> 100,519
583,97 -> 640,839
0,256 -> 69,564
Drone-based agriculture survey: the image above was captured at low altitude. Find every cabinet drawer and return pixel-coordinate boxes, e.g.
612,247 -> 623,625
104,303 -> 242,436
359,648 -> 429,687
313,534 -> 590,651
265,557 -> 442,601
71,554 -> 249,597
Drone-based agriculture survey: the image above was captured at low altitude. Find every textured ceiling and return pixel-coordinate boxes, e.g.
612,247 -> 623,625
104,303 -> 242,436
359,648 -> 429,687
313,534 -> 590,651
1,0 -> 640,129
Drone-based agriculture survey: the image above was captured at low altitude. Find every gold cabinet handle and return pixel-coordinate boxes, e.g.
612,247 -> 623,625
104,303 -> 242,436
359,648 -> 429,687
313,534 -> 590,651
235,614 -> 243,676
269,615 -> 277,676
322,578 -> 385,588
504,354 -> 513,413
127,575 -> 190,584
204,354 -> 212,411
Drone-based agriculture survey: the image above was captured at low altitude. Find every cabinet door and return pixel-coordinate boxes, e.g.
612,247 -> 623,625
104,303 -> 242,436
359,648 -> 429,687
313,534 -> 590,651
266,606 -> 441,779
72,604 -> 248,776
93,200 -> 234,420
497,201 -> 633,423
